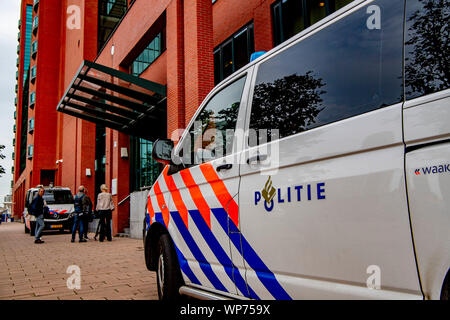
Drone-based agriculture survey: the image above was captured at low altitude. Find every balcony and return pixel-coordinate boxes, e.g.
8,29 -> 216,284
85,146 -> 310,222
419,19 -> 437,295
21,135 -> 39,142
32,15 -> 38,35
31,66 -> 37,84
29,92 -> 36,109
28,118 -> 35,134
27,145 -> 33,159
33,0 -> 39,12
31,40 -> 38,59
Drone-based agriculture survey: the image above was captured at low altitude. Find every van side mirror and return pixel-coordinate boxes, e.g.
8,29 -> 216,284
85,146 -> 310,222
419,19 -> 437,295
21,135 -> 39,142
152,139 -> 174,165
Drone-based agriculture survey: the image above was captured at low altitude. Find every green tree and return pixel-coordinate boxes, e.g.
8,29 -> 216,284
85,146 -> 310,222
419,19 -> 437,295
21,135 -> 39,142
0,145 -> 5,177
405,0 -> 449,97
250,72 -> 326,140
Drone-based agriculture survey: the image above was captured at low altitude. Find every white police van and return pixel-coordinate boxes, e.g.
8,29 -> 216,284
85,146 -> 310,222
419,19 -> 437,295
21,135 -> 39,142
24,186 -> 75,235
143,0 -> 449,300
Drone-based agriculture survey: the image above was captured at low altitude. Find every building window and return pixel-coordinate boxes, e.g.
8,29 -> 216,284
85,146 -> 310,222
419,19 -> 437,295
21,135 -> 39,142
29,91 -> 35,107
32,15 -> 38,34
31,65 -> 37,82
95,125 -> 106,201
131,31 -> 165,76
27,145 -> 33,159
272,0 -> 354,46
214,23 -> 254,85
130,137 -> 161,191
23,5 -> 33,84
107,0 -> 117,14
28,118 -> 35,133
98,0 -> 128,53
31,40 -> 38,56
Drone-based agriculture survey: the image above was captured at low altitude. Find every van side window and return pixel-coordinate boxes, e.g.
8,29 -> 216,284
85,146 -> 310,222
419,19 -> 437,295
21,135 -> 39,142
249,0 -> 403,143
180,76 -> 247,167
405,0 -> 449,100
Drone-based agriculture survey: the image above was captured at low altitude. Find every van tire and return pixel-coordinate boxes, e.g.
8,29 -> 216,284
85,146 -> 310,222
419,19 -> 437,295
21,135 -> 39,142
156,233 -> 183,300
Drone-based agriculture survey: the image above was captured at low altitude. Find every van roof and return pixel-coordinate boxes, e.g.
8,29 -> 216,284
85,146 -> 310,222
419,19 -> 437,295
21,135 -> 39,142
27,187 -> 72,192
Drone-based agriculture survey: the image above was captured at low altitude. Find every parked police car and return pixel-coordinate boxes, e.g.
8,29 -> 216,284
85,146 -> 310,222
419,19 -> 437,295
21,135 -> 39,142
143,0 -> 449,300
24,186 -> 75,235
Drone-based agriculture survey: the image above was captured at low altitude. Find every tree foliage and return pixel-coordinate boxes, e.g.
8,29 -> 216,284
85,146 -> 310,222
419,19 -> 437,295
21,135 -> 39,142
405,0 -> 449,97
250,72 -> 326,140
0,145 -> 5,177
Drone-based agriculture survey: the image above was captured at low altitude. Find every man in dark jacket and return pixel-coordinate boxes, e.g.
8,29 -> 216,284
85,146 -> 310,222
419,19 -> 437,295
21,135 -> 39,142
30,186 -> 45,244
72,186 -> 89,243
81,188 -> 93,240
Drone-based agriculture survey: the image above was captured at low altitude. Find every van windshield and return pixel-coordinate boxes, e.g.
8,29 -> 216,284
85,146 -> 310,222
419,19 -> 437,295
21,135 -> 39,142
43,190 -> 74,205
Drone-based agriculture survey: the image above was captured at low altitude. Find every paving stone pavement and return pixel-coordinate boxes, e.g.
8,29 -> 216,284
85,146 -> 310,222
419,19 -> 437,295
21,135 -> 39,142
0,222 -> 158,300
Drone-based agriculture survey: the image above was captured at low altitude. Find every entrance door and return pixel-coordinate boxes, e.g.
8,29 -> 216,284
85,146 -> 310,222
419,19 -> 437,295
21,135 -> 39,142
40,170 -> 55,187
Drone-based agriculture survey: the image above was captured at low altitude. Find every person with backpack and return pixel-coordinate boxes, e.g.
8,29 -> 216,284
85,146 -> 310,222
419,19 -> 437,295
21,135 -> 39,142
71,186 -> 89,243
30,186 -> 46,244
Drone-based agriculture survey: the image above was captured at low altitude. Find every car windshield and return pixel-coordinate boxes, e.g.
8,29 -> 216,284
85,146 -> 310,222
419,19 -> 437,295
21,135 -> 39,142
43,190 -> 74,204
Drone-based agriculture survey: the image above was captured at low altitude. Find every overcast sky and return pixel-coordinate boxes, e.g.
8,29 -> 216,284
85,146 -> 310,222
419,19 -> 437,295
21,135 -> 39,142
0,0 -> 20,206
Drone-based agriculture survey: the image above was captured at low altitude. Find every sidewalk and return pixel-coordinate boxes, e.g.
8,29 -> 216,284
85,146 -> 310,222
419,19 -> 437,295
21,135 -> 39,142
0,222 -> 158,300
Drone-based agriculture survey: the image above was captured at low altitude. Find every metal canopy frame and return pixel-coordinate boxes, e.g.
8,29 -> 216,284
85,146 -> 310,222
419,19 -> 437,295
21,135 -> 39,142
57,60 -> 167,141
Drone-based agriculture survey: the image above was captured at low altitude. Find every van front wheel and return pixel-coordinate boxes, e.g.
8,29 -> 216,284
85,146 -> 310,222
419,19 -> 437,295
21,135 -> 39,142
156,233 -> 183,300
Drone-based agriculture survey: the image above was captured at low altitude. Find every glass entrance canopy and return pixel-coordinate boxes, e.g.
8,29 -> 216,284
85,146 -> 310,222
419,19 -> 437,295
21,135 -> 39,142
57,60 -> 167,141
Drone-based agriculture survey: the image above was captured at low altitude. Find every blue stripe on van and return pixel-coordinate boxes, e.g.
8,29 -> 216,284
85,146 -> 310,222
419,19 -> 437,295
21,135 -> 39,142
173,244 -> 201,285
150,212 -> 200,285
211,208 -> 292,300
188,209 -> 259,299
169,211 -> 228,293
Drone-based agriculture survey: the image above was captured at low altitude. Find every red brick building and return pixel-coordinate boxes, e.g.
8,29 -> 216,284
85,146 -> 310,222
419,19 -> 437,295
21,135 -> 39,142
13,0 -> 352,234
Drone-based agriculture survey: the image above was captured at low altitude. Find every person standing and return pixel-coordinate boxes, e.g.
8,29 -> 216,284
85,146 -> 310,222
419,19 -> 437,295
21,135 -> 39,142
71,186 -> 88,243
30,186 -> 46,244
81,188 -> 93,240
96,184 -> 114,242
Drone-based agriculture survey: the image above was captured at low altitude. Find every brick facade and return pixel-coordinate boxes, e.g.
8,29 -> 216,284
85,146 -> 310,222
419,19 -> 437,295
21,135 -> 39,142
13,0 -> 279,234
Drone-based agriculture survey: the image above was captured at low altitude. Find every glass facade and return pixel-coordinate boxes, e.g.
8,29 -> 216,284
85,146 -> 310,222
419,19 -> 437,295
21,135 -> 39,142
130,137 -> 161,191
23,5 -> 33,84
98,0 -> 128,53
131,32 -> 165,76
95,125 -> 106,200
272,0 -> 353,46
214,23 -> 254,85
19,6 -> 33,174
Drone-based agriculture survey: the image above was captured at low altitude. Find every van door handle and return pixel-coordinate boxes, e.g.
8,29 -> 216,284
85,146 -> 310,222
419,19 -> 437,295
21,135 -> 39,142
247,154 -> 268,164
216,164 -> 233,172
